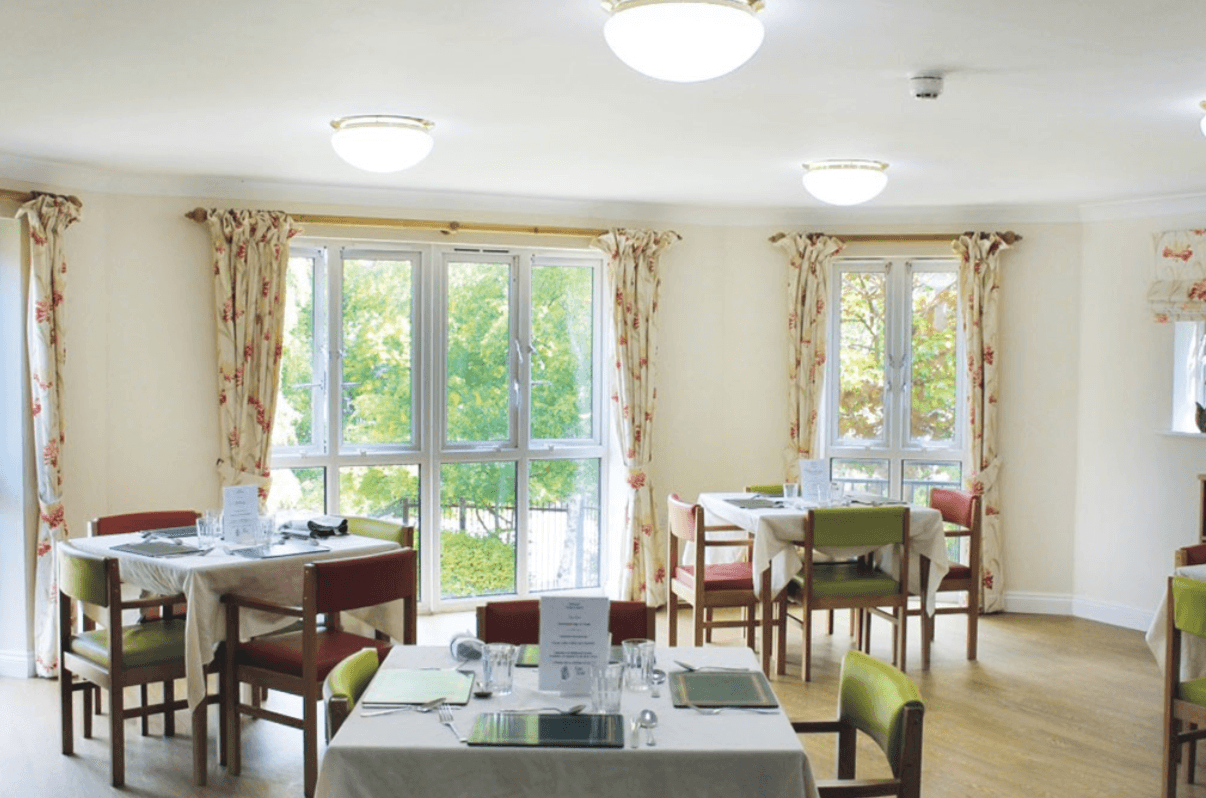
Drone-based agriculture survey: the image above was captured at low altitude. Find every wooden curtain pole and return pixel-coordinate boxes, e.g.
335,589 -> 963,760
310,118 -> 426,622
0,187 -> 82,207
768,231 -> 1022,245
185,208 -> 608,239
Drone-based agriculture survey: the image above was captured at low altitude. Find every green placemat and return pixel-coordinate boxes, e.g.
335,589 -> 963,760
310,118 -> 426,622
111,540 -> 204,558
359,668 -> 473,707
669,670 -> 779,708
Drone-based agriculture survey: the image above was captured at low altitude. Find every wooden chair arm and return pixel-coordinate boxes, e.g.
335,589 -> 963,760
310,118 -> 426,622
121,593 -> 187,610
815,778 -> 903,798
701,538 -> 754,548
790,719 -> 844,734
221,592 -> 304,618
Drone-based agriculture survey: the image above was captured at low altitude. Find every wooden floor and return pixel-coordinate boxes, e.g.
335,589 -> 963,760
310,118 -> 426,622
0,609 -> 1192,797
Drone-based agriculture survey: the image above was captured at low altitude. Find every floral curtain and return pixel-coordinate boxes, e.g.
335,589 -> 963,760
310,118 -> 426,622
591,228 -> 680,605
777,233 -> 845,481
206,210 -> 299,506
954,232 -> 1014,614
18,193 -> 81,677
1150,229 -> 1206,322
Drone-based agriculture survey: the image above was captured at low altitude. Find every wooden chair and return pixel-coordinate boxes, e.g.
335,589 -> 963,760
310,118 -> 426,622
745,483 -> 785,496
223,548 -> 417,798
792,649 -> 924,798
323,646 -> 386,742
915,487 -> 981,667
786,506 -> 910,681
58,544 -> 219,787
476,599 -> 655,644
666,494 -> 758,657
84,509 -> 200,732
1176,544 -> 1206,567
1164,576 -> 1206,797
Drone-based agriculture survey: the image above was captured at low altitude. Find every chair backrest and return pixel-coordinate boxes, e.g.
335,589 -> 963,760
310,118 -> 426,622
324,647 -> 383,741
90,509 -> 200,537
477,599 -> 656,644
345,516 -> 415,548
309,549 -> 417,615
59,544 -> 115,608
1173,576 -> 1206,639
808,506 -> 907,548
745,484 -> 784,496
837,650 -> 925,776
928,488 -> 979,531
1176,543 -> 1206,568
666,494 -> 701,543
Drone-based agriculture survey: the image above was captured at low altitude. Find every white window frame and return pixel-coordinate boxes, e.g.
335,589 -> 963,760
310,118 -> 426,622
271,239 -> 608,612
824,256 -> 965,499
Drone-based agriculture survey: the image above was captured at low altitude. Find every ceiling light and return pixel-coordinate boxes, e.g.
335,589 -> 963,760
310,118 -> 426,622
602,0 -> 765,83
330,116 -> 434,173
802,160 -> 889,206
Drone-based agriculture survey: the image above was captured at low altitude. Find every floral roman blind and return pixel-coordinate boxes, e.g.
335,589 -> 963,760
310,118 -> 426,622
1150,229 -> 1206,322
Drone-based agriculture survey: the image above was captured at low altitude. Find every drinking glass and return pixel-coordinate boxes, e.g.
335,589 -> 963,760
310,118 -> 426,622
830,481 -> 846,506
782,483 -> 800,500
590,662 -> 624,713
258,513 -> 276,545
621,638 -> 655,691
482,642 -> 518,696
197,509 -> 221,546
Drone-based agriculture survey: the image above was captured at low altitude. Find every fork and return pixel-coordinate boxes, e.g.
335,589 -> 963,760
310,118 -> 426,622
684,702 -> 779,715
438,704 -> 467,743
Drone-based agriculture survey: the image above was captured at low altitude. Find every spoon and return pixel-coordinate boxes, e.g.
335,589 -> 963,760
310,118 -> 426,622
360,696 -> 446,717
503,704 -> 587,715
639,708 -> 658,746
649,669 -> 666,698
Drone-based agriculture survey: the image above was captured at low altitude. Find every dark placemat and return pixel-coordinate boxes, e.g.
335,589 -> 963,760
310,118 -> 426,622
669,669 -> 779,708
467,712 -> 624,748
111,540 -> 204,558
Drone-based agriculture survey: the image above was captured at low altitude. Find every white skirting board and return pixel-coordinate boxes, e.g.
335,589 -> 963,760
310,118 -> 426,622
1001,590 -> 1153,633
0,648 -> 34,679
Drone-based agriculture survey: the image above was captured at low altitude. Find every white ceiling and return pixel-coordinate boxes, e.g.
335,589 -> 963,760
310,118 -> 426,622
2,0 -> 1205,216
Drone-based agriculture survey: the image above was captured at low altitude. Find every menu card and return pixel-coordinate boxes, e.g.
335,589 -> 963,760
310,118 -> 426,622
537,596 -> 609,694
798,458 -> 829,504
223,484 -> 259,544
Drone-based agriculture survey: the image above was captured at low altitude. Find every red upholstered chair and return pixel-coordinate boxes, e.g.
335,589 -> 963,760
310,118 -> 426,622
1176,544 -> 1206,568
918,488 -> 981,667
666,494 -> 758,653
85,509 -> 200,732
223,548 -> 417,798
476,599 -> 656,644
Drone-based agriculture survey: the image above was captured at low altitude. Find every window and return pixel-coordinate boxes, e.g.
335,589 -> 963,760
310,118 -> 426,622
825,258 -> 964,502
269,242 -> 606,610
1172,321 -> 1206,433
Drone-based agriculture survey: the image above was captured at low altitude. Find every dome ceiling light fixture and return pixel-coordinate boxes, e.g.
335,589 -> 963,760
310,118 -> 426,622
330,115 -> 435,173
802,160 -> 890,206
601,0 -> 766,83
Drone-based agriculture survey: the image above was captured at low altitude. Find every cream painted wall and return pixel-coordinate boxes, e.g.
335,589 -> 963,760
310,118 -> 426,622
1074,214 -> 1206,630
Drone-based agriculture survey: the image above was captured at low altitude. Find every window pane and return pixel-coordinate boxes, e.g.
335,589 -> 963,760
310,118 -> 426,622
342,256 -> 415,447
446,260 -> 512,444
910,271 -> 958,444
267,467 -> 326,513
837,271 -> 886,442
528,459 -> 600,592
273,256 -> 316,448
440,461 -> 516,599
830,458 -> 889,497
531,265 -> 594,440
901,460 -> 962,505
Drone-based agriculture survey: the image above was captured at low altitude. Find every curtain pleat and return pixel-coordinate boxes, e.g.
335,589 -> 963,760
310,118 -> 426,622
19,193 -> 81,677
206,209 -> 300,505
591,228 -> 680,605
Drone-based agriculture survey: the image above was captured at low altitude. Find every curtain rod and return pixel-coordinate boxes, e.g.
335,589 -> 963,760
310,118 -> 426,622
768,231 -> 1022,245
0,187 -> 83,207
185,208 -> 608,239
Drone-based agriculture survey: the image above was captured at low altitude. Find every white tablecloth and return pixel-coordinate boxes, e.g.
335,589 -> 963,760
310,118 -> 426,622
698,493 -> 949,615
316,645 -> 817,798
1145,563 -> 1206,678
67,532 -> 406,709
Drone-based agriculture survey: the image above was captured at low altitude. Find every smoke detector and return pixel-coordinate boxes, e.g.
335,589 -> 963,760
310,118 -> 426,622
910,75 -> 943,100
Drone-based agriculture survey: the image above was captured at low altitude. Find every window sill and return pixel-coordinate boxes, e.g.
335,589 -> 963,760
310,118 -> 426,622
1163,431 -> 1206,439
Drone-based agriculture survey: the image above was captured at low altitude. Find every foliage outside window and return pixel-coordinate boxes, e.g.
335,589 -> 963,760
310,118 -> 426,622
826,258 -> 964,502
268,243 -> 605,610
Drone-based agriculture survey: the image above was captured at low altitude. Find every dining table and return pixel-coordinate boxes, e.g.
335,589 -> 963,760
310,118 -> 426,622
1146,563 -> 1206,678
697,492 -> 949,674
315,643 -> 817,798
66,529 -> 409,710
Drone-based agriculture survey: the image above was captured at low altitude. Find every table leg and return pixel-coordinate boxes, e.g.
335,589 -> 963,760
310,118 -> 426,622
761,569 -> 773,675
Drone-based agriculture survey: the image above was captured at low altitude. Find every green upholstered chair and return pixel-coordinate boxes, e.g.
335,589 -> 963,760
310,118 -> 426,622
1163,576 -> 1206,797
224,548 -> 417,798
745,483 -> 785,497
58,543 -> 218,787
345,515 -> 415,548
792,649 -> 924,798
323,646 -> 384,742
784,506 -> 910,681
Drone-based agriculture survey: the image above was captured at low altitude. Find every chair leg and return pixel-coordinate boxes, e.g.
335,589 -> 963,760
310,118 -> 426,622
922,609 -> 933,670
803,604 -> 813,682
140,684 -> 150,735
304,686 -> 319,798
192,701 -> 208,786
776,597 -> 787,677
705,608 -> 714,643
694,604 -> 705,647
897,606 -> 908,674
668,593 -> 679,646
81,680 -> 93,739
164,678 -> 176,737
110,684 -> 126,787
967,593 -> 980,661
1189,726 -> 1198,784
61,668 -> 74,756
827,610 -> 834,635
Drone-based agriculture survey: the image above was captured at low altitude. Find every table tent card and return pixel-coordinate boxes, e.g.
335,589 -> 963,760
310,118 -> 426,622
223,484 -> 260,544
798,458 -> 829,504
538,595 -> 610,694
